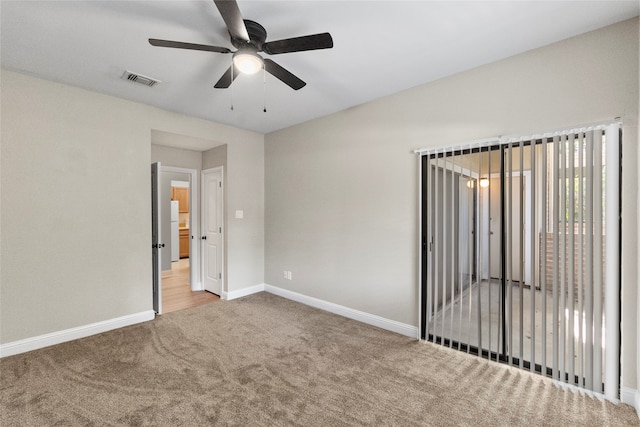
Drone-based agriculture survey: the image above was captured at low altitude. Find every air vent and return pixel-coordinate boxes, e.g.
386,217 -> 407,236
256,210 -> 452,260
121,70 -> 160,87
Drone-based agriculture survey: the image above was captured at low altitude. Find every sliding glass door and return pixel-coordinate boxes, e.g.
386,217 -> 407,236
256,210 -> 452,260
420,125 -> 621,395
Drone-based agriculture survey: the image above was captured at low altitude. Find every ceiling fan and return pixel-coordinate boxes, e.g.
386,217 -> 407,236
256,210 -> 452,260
149,0 -> 333,90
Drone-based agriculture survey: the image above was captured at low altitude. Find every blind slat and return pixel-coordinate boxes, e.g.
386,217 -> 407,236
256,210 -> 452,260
541,138 -> 548,374
441,159 -> 448,341
568,133 -> 576,383
578,133 -> 585,384
530,140 -> 536,372
507,147 -> 514,363
426,158 -> 433,340
585,130 -> 594,391
593,129 -> 603,391
519,140 -> 525,368
433,156 -> 440,339
552,135 -> 560,379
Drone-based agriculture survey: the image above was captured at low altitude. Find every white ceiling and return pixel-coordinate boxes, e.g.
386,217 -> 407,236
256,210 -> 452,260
1,1 -> 638,135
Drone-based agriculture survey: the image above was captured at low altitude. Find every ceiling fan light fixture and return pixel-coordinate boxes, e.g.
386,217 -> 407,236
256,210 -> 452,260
233,51 -> 263,75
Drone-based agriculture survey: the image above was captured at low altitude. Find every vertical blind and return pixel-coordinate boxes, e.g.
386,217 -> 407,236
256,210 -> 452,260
418,122 -> 620,398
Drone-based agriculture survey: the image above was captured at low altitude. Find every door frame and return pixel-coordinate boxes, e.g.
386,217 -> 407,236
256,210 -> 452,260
201,166 -> 225,297
160,165 -> 200,291
151,162 -> 162,314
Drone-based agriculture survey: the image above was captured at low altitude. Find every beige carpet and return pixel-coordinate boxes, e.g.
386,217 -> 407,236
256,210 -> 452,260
1,292 -> 638,426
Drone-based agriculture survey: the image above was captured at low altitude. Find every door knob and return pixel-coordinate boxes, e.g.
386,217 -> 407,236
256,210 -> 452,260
201,236 -> 207,240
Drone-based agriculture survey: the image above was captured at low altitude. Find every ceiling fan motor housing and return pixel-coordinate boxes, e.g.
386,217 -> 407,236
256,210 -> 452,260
231,20 -> 267,50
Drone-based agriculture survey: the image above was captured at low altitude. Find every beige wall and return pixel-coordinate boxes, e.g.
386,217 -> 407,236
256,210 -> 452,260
265,18 -> 639,390
203,144 -> 227,170
151,142 -> 202,171
0,70 -> 264,343
225,140 -> 264,292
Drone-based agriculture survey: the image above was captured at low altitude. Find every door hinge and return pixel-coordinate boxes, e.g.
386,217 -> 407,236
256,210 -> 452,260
219,227 -> 222,233
219,273 -> 222,279
219,181 -> 222,188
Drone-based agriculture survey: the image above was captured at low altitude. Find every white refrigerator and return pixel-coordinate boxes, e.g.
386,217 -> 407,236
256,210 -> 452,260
170,200 -> 179,262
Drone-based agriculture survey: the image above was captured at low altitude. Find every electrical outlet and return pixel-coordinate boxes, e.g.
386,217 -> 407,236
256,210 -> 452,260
283,270 -> 288,279
287,271 -> 292,280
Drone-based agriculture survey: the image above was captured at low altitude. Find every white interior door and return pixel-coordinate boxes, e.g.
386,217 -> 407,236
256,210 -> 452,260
151,162 -> 163,314
202,168 -> 223,295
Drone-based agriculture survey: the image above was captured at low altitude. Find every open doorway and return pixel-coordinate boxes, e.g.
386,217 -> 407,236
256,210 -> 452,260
155,165 -> 219,314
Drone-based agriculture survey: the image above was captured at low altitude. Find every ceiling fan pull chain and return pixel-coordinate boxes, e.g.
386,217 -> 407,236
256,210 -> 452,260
263,64 -> 267,113
230,63 -> 235,111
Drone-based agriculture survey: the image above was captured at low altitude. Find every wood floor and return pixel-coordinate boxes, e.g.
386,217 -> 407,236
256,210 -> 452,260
162,258 -> 219,314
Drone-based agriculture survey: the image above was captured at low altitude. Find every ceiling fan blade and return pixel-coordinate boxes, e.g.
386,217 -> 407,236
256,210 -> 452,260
213,0 -> 249,42
264,59 -> 306,90
263,33 -> 333,55
149,38 -> 231,54
213,64 -> 240,88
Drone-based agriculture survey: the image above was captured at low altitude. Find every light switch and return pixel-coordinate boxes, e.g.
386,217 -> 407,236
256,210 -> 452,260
235,210 -> 244,219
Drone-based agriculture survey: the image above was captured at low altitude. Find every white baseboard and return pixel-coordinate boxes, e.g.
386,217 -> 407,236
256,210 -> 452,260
264,284 -> 418,338
0,310 -> 156,358
223,283 -> 266,301
219,283 -> 417,338
620,386 -> 640,418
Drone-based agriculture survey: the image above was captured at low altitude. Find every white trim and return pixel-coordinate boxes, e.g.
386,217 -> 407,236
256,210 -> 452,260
152,162 -> 162,314
264,284 -> 418,338
170,180 -> 189,188
414,119 -> 622,156
414,136 -> 499,156
0,310 -> 155,358
620,387 -> 640,418
604,123 -> 621,401
220,284 -> 418,338
189,169 -> 200,291
223,284 -> 265,301
162,165 -> 193,174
